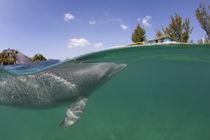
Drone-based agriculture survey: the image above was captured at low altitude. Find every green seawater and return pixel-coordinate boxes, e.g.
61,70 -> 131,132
1,44 -> 210,140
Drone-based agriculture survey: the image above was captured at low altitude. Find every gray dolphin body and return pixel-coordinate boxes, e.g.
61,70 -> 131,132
0,62 -> 126,127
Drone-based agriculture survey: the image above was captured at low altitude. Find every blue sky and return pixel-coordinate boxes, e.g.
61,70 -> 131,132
0,0 -> 209,60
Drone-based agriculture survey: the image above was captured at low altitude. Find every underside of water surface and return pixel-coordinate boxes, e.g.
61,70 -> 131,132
1,44 -> 210,140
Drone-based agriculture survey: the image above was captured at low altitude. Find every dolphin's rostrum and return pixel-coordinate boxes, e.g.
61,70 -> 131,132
0,62 -> 126,127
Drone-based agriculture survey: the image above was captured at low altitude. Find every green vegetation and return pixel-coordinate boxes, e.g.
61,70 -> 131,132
156,30 -> 163,38
0,50 -> 47,65
131,23 -> 146,43
31,54 -> 47,61
157,13 -> 193,43
195,2 -> 209,44
0,51 -> 16,65
127,42 -> 143,46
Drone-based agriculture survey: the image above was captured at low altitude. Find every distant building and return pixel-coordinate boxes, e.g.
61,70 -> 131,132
0,48 -> 17,65
0,49 -> 32,65
143,35 -> 178,45
3,48 -> 17,57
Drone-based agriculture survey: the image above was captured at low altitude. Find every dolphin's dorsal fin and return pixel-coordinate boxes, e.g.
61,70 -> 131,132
60,97 -> 87,128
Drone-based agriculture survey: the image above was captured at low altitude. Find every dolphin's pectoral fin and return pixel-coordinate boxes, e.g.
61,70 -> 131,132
59,97 -> 87,128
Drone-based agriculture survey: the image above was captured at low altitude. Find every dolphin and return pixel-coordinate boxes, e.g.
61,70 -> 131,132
0,62 -> 126,127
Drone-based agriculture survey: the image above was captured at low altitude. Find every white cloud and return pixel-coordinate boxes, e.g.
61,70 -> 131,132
89,20 -> 96,25
142,16 -> 152,27
64,13 -> 75,22
67,38 -> 103,49
67,38 -> 90,48
120,24 -> 129,30
93,42 -> 102,48
137,18 -> 141,22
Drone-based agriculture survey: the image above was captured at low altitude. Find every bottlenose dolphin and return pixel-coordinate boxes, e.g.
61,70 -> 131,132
0,62 -> 126,127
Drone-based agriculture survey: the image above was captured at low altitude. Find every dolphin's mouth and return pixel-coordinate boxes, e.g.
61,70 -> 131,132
109,64 -> 127,77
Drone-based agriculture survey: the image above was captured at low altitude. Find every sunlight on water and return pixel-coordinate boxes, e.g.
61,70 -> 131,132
1,44 -> 210,140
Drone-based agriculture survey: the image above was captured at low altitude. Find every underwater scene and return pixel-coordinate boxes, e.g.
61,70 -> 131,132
1,44 -> 210,140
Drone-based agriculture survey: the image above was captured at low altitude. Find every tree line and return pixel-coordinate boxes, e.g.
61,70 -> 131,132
132,2 -> 209,44
0,51 -> 46,65
0,51 -> 16,65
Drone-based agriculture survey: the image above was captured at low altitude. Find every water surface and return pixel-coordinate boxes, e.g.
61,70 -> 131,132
1,44 -> 210,140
